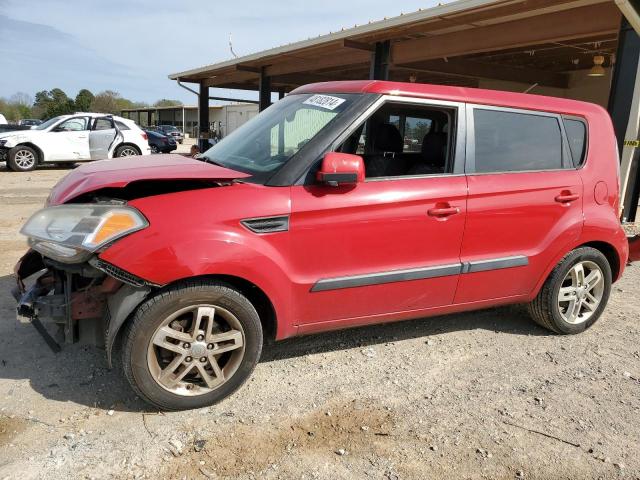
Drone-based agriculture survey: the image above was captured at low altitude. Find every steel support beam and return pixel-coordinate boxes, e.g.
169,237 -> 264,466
147,110 -> 152,126
198,81 -> 209,151
370,40 -> 391,80
259,67 -> 272,111
609,17 -> 640,221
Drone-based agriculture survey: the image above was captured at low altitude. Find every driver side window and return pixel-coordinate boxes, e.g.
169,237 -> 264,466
338,102 -> 457,179
57,117 -> 88,132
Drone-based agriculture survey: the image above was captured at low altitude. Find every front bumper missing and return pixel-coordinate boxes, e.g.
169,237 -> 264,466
12,249 -> 152,364
12,250 -> 116,353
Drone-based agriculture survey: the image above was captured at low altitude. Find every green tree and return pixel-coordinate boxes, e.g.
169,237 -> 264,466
154,99 -> 182,108
75,89 -> 94,112
90,90 -> 122,114
31,88 -> 75,119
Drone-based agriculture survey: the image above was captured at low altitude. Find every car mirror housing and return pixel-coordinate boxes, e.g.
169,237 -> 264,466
316,152 -> 365,187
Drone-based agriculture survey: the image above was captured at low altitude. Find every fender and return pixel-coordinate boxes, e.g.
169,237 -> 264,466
530,224 -> 628,299
99,183 -> 296,340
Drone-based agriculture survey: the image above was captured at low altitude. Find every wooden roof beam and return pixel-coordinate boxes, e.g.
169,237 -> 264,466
394,58 -> 570,89
393,2 -> 621,64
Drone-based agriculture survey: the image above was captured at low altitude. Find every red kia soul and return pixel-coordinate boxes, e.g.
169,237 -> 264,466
14,81 -> 630,410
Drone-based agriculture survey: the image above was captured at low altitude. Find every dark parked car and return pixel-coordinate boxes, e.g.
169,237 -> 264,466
18,119 -> 42,127
156,125 -> 184,143
144,129 -> 177,153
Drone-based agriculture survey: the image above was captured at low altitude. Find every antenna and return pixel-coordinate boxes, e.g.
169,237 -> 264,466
229,33 -> 238,58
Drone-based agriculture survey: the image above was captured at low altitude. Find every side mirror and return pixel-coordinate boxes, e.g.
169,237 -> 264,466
316,152 -> 365,187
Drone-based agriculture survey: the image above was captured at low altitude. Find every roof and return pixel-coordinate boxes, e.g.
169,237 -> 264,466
168,0 -> 620,92
294,80 -> 607,116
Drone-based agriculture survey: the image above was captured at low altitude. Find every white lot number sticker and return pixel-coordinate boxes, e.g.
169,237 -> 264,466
303,94 -> 346,111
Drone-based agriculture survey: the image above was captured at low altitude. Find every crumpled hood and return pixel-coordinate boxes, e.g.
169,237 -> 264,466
47,154 -> 250,205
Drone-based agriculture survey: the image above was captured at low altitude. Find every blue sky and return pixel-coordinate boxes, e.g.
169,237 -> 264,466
0,0 -> 449,105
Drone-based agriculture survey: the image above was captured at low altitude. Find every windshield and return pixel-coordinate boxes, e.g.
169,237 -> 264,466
35,116 -> 64,130
200,93 -> 357,180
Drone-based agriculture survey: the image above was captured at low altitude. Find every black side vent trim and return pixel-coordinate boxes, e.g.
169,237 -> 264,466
91,259 -> 147,287
241,215 -> 290,234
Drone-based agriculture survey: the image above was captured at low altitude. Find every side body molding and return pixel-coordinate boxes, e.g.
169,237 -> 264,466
311,256 -> 529,292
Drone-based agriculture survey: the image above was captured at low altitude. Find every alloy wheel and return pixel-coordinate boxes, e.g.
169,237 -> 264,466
119,147 -> 139,157
557,260 -> 605,324
14,149 -> 36,169
147,304 -> 245,396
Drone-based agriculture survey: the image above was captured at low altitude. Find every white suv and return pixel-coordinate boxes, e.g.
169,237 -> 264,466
0,113 -> 151,171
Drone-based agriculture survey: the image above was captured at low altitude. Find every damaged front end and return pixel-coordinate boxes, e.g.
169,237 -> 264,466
13,202 -> 154,366
13,249 -> 151,365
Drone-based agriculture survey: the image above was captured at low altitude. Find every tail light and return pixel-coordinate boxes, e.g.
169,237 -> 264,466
141,132 -> 148,141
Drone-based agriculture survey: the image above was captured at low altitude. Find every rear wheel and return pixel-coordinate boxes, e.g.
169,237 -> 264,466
150,145 -> 159,154
528,247 -> 611,334
115,144 -> 140,157
8,145 -> 37,171
121,281 -> 263,410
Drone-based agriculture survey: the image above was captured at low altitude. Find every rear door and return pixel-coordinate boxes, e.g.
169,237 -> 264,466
89,117 -> 117,160
454,105 -> 583,303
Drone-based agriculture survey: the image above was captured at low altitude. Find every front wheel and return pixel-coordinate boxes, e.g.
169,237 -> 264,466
121,281 -> 263,410
8,145 -> 37,171
528,247 -> 612,334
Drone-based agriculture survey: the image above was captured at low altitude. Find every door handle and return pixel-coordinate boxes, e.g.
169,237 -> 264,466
555,192 -> 579,203
428,206 -> 460,218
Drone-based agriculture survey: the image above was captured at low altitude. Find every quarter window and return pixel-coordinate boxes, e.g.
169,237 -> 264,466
563,118 -> 587,166
473,109 -> 564,173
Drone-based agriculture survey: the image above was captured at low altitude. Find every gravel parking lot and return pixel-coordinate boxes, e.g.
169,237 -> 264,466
0,163 -> 639,480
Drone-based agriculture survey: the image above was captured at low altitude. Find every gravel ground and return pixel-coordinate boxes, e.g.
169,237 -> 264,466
0,164 -> 639,480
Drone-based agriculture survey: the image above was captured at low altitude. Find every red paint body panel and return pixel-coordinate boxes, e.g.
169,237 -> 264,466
454,170 -> 584,303
289,176 -> 467,324
44,81 -> 628,341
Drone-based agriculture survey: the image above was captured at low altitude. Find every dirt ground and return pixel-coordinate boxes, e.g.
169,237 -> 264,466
0,163 -> 639,480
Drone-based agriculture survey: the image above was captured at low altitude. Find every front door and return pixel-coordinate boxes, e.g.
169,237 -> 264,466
89,117 -> 117,159
454,105 -> 584,303
48,116 -> 90,161
289,97 -> 468,328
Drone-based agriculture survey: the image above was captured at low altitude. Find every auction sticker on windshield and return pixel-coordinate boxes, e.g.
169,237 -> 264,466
303,94 -> 346,110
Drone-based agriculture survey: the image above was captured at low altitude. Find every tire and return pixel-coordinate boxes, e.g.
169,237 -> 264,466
114,144 -> 141,157
121,281 -> 263,410
8,145 -> 37,171
528,247 -> 612,334
150,145 -> 159,154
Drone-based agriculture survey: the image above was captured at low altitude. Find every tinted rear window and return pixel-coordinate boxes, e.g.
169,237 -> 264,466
563,118 -> 587,166
473,109 -> 563,173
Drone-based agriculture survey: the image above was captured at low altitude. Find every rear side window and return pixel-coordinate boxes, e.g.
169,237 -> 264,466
563,118 -> 587,166
472,109 -> 564,173
93,118 -> 114,131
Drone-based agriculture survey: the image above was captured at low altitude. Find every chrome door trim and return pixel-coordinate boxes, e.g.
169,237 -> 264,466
311,263 -> 463,292
311,255 -> 530,292
462,255 -> 529,273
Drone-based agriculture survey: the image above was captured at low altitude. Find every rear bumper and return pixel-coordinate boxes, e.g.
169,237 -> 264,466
629,235 -> 640,263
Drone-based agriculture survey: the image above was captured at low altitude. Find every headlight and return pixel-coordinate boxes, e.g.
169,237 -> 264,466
0,140 -> 7,147
21,204 -> 148,263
